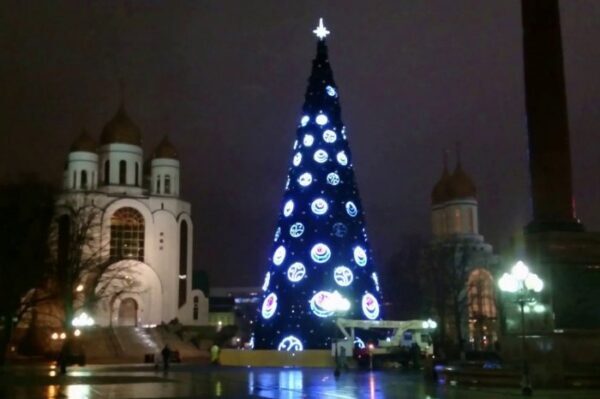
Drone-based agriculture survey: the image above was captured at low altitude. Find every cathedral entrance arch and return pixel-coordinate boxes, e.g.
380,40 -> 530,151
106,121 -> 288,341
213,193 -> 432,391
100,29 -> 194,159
118,297 -> 138,326
95,260 -> 163,327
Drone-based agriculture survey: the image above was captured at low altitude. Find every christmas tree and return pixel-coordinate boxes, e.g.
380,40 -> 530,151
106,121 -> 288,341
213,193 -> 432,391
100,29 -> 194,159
254,19 -> 382,351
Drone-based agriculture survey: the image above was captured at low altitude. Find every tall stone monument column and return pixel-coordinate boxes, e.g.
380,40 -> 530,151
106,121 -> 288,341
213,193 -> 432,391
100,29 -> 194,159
521,0 -> 600,331
522,0 -> 582,233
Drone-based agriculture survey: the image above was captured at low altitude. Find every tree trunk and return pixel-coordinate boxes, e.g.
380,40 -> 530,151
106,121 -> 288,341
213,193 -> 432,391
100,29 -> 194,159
64,289 -> 73,332
0,315 -> 14,366
453,295 -> 464,358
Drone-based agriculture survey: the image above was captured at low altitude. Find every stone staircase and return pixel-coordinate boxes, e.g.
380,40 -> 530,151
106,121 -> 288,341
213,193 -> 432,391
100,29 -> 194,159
81,326 -> 206,363
111,326 -> 163,361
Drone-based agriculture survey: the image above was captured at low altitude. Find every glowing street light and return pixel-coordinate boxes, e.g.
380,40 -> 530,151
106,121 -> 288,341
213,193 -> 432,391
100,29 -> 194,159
422,318 -> 438,329
71,312 -> 95,328
498,260 -> 543,396
498,261 -> 543,294
332,292 -> 351,377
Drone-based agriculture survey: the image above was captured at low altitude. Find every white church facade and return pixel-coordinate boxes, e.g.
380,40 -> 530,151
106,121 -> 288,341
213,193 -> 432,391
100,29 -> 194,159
56,104 -> 207,327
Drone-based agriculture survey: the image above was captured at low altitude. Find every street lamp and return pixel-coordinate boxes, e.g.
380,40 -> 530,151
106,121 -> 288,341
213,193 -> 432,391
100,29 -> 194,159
422,318 -> 438,330
330,292 -> 351,377
498,260 -> 543,396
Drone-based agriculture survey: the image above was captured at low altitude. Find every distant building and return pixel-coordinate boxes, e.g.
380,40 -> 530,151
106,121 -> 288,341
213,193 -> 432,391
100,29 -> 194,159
54,103 -> 208,327
427,150 -> 498,350
209,286 -> 261,345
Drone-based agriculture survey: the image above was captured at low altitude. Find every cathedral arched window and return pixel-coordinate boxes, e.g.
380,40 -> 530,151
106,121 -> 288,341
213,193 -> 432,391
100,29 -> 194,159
179,220 -> 188,307
164,175 -> 171,195
135,162 -> 139,186
119,160 -> 127,185
81,170 -> 88,189
467,268 -> 497,349
156,175 -> 161,194
104,160 -> 110,185
193,296 -> 199,320
110,207 -> 144,261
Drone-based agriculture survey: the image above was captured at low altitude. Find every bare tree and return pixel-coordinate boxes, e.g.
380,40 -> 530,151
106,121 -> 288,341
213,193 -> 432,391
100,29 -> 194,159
0,177 -> 55,364
419,240 -> 473,357
32,195 -> 142,333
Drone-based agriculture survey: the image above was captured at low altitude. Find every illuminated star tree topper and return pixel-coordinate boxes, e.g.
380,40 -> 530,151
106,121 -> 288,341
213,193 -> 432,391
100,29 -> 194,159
313,18 -> 330,40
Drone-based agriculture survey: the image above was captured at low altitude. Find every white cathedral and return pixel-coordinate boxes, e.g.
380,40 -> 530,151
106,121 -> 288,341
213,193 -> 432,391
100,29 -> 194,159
56,104 -> 207,327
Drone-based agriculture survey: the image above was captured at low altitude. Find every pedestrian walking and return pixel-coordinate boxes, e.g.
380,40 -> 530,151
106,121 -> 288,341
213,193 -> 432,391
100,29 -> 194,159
210,343 -> 220,366
161,344 -> 172,371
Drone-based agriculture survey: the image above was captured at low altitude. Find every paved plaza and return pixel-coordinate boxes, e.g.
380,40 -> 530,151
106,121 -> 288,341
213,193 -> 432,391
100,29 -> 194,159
0,364 -> 598,399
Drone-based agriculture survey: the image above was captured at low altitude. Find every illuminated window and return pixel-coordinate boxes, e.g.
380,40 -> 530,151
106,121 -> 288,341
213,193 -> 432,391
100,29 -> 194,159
179,221 -> 188,307
454,209 -> 461,233
110,207 -> 144,261
467,268 -> 497,349
468,269 -> 496,319
119,160 -> 127,185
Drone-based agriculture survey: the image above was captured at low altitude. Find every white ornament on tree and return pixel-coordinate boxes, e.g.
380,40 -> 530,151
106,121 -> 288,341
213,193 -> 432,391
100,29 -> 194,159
293,152 -> 302,167
323,129 -> 337,143
303,134 -> 315,147
273,245 -> 286,266
311,198 -> 329,215
289,222 -> 305,238
333,266 -> 354,287
287,262 -> 306,282
313,149 -> 328,163
326,172 -> 340,186
316,114 -> 328,126
283,200 -> 294,217
297,172 -> 313,187
354,246 -> 367,266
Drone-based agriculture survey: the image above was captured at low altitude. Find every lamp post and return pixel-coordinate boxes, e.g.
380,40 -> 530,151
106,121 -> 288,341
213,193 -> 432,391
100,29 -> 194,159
368,343 -> 374,371
330,292 -> 350,377
498,260 -> 543,396
333,318 -> 341,377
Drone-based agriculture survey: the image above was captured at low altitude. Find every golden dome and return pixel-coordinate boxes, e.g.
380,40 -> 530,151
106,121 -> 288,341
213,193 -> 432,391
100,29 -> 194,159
100,104 -> 142,146
431,167 -> 451,205
70,129 -> 97,152
448,163 -> 477,199
152,136 -> 178,160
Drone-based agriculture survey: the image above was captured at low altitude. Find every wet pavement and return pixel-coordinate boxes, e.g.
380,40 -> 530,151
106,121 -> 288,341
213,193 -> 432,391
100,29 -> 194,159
0,363 -> 598,399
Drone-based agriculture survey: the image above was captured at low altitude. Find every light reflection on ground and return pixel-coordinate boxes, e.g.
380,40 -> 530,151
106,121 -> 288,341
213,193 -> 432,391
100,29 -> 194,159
0,364 -> 597,399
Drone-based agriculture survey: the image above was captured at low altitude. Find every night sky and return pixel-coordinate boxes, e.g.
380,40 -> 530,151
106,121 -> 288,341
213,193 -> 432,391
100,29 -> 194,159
1,1 -> 599,287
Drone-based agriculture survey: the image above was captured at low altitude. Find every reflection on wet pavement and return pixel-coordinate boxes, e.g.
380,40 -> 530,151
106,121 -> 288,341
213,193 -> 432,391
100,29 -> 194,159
0,364 -> 598,399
